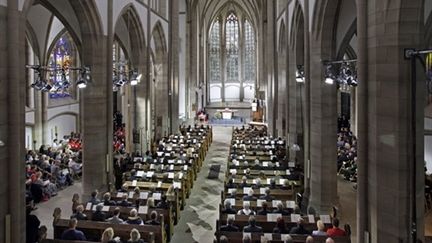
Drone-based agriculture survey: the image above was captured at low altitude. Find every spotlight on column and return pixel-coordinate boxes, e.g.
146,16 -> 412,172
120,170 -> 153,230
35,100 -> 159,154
130,71 -> 142,86
41,82 -> 52,92
76,67 -> 90,89
0,140 -> 4,147
324,64 -> 335,85
76,79 -> 87,89
296,65 -> 305,83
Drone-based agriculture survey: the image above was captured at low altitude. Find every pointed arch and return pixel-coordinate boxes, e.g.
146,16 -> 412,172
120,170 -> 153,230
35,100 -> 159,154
151,21 -> 168,58
279,20 -> 286,52
114,3 -> 146,67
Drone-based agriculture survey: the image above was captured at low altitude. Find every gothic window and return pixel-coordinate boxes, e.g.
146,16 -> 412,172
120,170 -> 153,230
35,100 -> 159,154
244,20 -> 256,84
208,11 -> 256,103
48,33 -> 73,99
225,13 -> 239,82
209,19 -> 221,83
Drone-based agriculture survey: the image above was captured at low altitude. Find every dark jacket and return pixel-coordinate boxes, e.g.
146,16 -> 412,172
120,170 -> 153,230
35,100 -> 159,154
126,217 -> 143,225
70,212 -> 88,220
242,195 -> 257,201
145,219 -> 160,225
61,229 -> 87,241
289,225 -> 311,235
91,211 -> 106,221
222,207 -> 237,214
243,225 -> 263,233
220,224 -> 239,232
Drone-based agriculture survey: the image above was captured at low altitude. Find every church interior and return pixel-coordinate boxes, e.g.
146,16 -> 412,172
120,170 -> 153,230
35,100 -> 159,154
0,0 -> 432,243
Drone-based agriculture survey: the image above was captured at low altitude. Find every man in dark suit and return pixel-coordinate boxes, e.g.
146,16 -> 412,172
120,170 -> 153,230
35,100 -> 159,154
117,194 -> 132,207
220,217 -> 239,232
289,218 -> 311,235
243,216 -> 263,233
272,202 -> 291,215
259,188 -> 274,201
243,189 -> 257,201
257,201 -> 270,215
145,211 -> 161,225
222,199 -> 237,214
91,204 -> 106,222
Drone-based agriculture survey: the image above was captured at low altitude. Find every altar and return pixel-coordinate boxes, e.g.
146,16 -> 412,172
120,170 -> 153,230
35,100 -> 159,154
216,108 -> 238,120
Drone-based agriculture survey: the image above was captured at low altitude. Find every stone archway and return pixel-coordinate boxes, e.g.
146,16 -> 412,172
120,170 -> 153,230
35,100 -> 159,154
151,21 -> 168,141
113,4 -> 147,154
0,1 -> 104,242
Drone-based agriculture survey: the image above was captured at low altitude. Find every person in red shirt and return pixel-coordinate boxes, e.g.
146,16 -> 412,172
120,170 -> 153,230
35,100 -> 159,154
326,218 -> 346,237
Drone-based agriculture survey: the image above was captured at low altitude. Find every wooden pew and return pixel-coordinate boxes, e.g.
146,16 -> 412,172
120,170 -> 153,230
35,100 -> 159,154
217,214 -> 332,233
82,204 -> 173,238
42,240 -> 101,243
214,232 -> 351,243
109,190 -> 180,226
53,219 -> 164,243
124,180 -> 186,211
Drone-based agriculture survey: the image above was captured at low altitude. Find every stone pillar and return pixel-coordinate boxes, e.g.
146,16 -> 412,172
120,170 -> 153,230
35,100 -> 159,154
308,0 -> 338,212
0,1 -> 27,242
302,0 -> 313,209
357,0 -> 425,242
265,0 -> 277,136
80,0 -> 113,197
169,0 -> 180,133
356,0 -> 368,241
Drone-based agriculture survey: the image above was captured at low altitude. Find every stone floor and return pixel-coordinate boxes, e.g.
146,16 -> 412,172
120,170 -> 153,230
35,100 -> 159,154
31,126 -> 431,243
33,181 -> 83,238
170,126 -> 233,243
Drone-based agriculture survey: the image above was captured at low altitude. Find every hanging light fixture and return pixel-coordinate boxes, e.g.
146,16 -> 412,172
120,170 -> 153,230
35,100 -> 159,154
76,67 -> 91,89
26,65 -> 90,91
112,63 -> 142,89
324,64 -> 335,85
296,65 -> 305,83
323,59 -> 357,86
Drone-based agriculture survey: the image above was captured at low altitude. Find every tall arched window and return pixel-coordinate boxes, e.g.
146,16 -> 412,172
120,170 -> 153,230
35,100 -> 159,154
243,19 -> 256,101
208,11 -> 256,103
48,32 -> 75,99
209,19 -> 222,102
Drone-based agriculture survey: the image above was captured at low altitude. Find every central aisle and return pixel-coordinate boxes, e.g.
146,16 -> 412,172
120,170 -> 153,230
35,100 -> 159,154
170,126 -> 233,243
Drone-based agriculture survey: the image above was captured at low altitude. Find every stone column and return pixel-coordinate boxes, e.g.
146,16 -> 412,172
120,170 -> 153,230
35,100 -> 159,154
80,0 -> 113,197
0,1 -> 27,242
358,0 -> 425,242
265,0 -> 277,136
303,0 -> 313,209
356,0 -> 368,241
169,0 -> 180,132
308,0 -> 338,212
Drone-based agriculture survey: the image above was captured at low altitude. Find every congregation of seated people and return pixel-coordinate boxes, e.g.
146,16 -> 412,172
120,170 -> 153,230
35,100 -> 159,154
336,116 -> 358,183
216,125 -> 350,243
26,133 -> 82,205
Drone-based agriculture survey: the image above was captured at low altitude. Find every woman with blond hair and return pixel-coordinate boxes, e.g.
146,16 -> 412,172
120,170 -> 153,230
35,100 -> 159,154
127,228 -> 145,243
101,227 -> 121,243
312,220 -> 327,236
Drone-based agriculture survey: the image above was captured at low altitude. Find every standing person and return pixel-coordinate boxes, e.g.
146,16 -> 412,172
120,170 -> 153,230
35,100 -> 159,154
26,207 -> 40,243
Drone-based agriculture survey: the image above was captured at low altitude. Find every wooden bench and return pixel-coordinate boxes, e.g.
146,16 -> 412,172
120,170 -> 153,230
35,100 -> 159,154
53,219 -> 164,243
214,232 -> 351,243
42,240 -> 100,243
217,214 -> 332,233
82,204 -> 173,238
109,190 -> 180,226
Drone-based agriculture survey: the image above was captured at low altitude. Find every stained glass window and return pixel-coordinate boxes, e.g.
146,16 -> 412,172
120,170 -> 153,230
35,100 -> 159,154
244,20 -> 256,83
208,11 -> 256,103
225,13 -> 239,82
48,33 -> 73,99
209,19 -> 221,83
